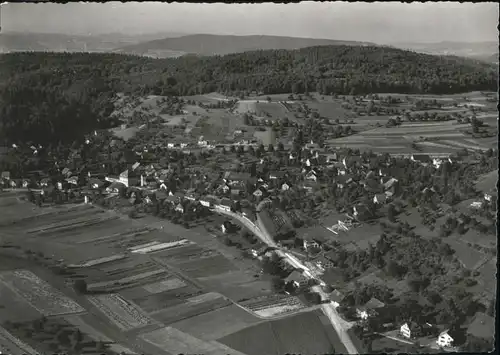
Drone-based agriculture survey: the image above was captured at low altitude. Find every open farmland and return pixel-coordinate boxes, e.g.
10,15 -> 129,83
130,283 -> 203,314
239,294 -> 306,317
171,303 -> 261,340
150,293 -> 232,325
0,325 -> 42,355
174,254 -> 238,278
140,326 -> 247,355
87,293 -> 155,331
0,280 -> 41,322
219,311 -> 339,355
0,270 -> 85,316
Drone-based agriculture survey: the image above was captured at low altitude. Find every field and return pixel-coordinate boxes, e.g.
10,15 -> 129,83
150,293 -> 233,325
475,169 -> 498,192
240,294 -> 306,317
0,270 -> 85,316
140,326 -> 247,355
169,303 -> 261,340
174,254 -> 238,278
0,280 -> 41,322
219,311 -> 339,355
87,293 -> 155,331
130,283 -> 202,313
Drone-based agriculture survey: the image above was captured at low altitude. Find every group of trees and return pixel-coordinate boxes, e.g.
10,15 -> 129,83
1,47 -> 496,145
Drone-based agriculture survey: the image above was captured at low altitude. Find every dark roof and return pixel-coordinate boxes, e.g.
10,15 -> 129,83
220,198 -> 232,207
364,297 -> 385,310
285,270 -> 306,284
412,154 -> 432,162
330,290 -> 345,303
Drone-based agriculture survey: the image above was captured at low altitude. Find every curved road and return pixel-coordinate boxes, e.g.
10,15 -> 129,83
213,207 -> 359,354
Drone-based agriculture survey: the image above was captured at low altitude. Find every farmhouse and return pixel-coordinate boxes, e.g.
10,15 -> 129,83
373,193 -> 388,204
305,170 -> 318,182
200,195 -> 217,208
284,270 -> 309,289
281,182 -> 291,191
253,188 -> 264,198
217,198 -> 233,212
356,297 -> 385,320
106,182 -> 125,193
353,204 -> 373,221
89,178 -> 106,189
326,289 -> 345,308
400,322 -> 421,339
436,329 -> 459,348
66,176 -> 79,186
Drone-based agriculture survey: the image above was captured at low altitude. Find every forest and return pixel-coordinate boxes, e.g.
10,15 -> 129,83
0,45 -> 497,145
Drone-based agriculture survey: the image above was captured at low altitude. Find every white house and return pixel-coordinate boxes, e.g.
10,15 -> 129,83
281,183 -> 290,191
303,239 -> 320,251
167,143 -> 175,148
400,323 -> 412,339
305,170 -> 317,182
484,193 -> 493,202
175,203 -> 184,213
470,201 -> 483,209
437,330 -> 454,348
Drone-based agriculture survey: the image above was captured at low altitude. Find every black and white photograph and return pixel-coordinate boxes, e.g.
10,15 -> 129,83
0,1 -> 498,354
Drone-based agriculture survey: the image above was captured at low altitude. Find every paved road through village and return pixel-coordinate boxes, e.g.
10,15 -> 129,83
213,208 -> 359,354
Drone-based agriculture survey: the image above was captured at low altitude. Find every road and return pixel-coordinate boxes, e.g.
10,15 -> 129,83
213,207 -> 359,354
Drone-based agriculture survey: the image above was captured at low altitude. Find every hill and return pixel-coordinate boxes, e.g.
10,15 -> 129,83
0,45 -> 497,145
0,31 -> 187,54
391,41 -> 498,63
115,34 -> 376,57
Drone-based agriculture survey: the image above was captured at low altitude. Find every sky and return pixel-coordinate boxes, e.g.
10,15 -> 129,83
1,1 -> 498,43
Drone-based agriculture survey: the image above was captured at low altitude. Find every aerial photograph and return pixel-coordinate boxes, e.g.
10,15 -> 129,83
0,1 -> 497,354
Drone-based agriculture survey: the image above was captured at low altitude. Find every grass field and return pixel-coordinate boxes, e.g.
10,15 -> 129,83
475,170 -> 498,192
150,294 -> 232,325
87,293 -> 155,331
171,304 -> 261,341
140,326 -> 246,355
131,284 -> 202,313
0,280 -> 41,322
219,311 -> 339,355
0,270 -> 85,316
175,254 -> 237,278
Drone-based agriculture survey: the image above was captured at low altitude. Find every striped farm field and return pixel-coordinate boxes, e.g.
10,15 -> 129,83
150,294 -> 232,325
131,284 -> 203,313
87,293 -> 155,331
0,270 -> 85,316
142,278 -> 187,294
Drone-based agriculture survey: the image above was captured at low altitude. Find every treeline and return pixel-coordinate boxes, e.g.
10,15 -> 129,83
0,46 -> 497,144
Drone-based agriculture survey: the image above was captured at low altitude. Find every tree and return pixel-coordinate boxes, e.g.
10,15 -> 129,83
270,276 -> 285,292
73,279 -> 87,294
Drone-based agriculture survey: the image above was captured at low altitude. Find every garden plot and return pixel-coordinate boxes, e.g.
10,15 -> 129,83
140,326 -> 247,355
142,278 -> 187,294
131,284 -> 202,314
130,239 -> 192,254
151,296 -> 232,325
171,303 -> 260,341
153,244 -> 210,263
0,270 -> 84,316
0,280 -> 41,322
175,255 -> 237,278
240,295 -> 306,317
87,293 -> 155,331
197,272 -> 271,301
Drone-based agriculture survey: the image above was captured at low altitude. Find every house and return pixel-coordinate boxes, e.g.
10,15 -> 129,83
470,201 -> 483,209
466,312 -> 494,340
284,270 -> 309,289
221,221 -> 239,234
40,178 -> 50,187
164,195 -> 177,205
303,239 -> 320,251
1,171 -> 11,180
269,171 -> 285,180
353,204 -> 373,221
253,189 -> 263,198
373,193 -> 388,204
382,177 -> 398,190
400,322 -> 421,339
411,154 -> 432,165
436,330 -> 455,348
119,169 -> 139,187
342,156 -> 362,169
106,182 -> 125,193
217,198 -> 233,212
378,167 -> 391,176
281,182 -> 290,191
329,290 -> 345,307
200,195 -> 216,208
314,255 -> 335,271
66,176 -> 79,186
356,297 -> 386,320
9,179 -> 18,188
220,184 -> 230,194
305,170 -> 318,182
484,192 -> 494,202
89,178 -> 106,189
336,175 -> 353,189
175,203 -> 184,213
